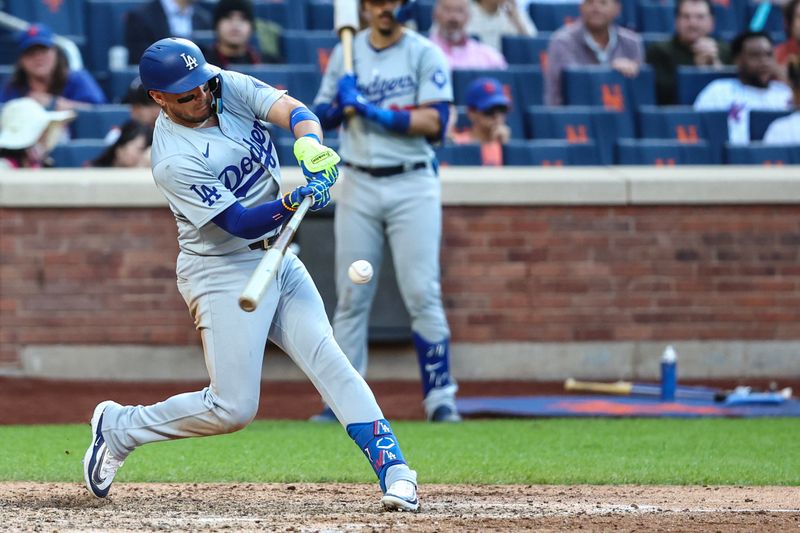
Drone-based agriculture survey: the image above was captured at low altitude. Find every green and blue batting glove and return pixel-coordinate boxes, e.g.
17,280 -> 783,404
293,134 -> 341,178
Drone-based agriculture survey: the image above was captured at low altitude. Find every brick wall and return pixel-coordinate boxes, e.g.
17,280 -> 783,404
2,205 -> 800,366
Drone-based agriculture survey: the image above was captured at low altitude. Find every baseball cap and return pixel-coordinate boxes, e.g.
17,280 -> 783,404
0,97 -> 76,150
17,24 -> 55,53
465,77 -> 511,112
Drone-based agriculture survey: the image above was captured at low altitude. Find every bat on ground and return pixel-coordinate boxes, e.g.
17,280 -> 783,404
334,0 -> 359,117
564,378 -> 792,403
238,196 -> 312,312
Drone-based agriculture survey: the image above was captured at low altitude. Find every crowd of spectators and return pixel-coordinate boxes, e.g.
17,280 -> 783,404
0,0 -> 798,168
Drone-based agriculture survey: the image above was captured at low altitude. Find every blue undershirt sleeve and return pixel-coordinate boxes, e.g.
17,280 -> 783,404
211,199 -> 292,239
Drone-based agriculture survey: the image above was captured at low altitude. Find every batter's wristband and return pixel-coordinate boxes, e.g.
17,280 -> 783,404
281,192 -> 298,212
290,107 -> 320,132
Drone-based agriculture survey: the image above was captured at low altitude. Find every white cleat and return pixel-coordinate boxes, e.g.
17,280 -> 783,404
381,479 -> 420,512
82,400 -> 125,498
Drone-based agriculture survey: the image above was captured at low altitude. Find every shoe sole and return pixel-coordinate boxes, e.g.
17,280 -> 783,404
82,400 -> 116,498
381,494 -> 420,512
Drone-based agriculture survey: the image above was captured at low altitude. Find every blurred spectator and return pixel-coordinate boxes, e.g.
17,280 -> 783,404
122,78 -> 161,130
125,0 -> 213,65
647,0 -> 732,105
91,120 -> 152,168
450,77 -> 511,165
467,0 -> 538,52
775,0 -> 800,66
694,31 -> 792,144
0,24 -> 106,109
430,0 -> 509,69
764,56 -> 800,144
204,0 -> 268,68
0,97 -> 76,169
545,0 -> 643,105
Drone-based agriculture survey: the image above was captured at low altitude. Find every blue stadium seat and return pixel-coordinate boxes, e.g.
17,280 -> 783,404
641,31 -> 673,49
528,2 -> 580,31
253,0 -> 308,30
745,1 -> 786,42
711,0 -> 747,39
229,64 -> 322,106
676,65 -> 738,105
637,105 -> 729,162
526,105 -> 635,164
307,0 -> 334,30
0,65 -> 13,91
452,67 -> 543,139
618,0 -> 638,30
616,139 -> 713,164
501,34 -> 551,66
85,0 -> 149,73
435,144 -> 483,166
725,143 -> 800,164
561,65 -> 656,112
281,30 -> 338,71
0,30 -> 16,65
72,105 -> 132,139
503,139 -> 600,166
638,1 -> 675,33
749,110 -> 794,141
50,140 -> 108,167
6,0 -> 85,37
107,67 -> 140,103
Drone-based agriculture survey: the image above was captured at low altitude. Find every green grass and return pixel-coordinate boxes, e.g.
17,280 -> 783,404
0,419 -> 798,485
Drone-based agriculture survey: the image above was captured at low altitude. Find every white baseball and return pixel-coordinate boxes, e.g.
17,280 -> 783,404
348,260 -> 373,284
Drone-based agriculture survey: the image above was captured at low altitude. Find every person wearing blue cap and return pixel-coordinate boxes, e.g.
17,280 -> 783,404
450,77 -> 511,165
0,24 -> 106,109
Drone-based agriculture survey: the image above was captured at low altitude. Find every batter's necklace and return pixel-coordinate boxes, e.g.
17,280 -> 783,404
193,116 -> 210,129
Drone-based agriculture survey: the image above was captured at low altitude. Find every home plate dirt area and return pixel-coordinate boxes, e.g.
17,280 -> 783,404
1,483 -> 798,532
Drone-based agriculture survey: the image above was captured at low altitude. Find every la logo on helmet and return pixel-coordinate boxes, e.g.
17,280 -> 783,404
180,53 -> 198,70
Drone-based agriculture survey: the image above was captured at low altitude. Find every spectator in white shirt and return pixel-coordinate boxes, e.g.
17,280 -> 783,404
764,57 -> 800,144
467,0 -> 537,52
694,31 -> 792,144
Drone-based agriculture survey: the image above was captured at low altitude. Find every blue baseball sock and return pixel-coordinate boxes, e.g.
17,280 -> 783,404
412,332 -> 453,398
346,419 -> 407,493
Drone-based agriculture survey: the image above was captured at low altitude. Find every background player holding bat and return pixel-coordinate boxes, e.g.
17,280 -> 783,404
311,0 -> 460,423
82,37 -> 421,512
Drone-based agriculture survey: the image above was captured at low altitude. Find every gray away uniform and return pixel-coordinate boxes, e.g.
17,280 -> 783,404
315,30 -> 458,416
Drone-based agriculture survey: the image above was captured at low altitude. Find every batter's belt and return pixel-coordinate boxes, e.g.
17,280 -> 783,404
345,161 -> 428,177
248,234 -> 279,251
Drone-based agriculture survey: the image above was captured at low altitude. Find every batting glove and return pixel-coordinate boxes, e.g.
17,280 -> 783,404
337,74 -> 369,114
293,135 -> 341,174
300,161 -> 339,188
281,179 -> 331,213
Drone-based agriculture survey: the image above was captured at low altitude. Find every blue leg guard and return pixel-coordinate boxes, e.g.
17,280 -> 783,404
412,332 -> 453,398
347,419 -> 406,493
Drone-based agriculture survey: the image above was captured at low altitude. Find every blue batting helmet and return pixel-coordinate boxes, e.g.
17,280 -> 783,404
394,0 -> 416,24
139,38 -> 219,94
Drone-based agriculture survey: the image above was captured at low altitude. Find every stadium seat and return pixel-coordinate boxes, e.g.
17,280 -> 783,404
307,0 -> 334,30
107,67 -> 140,103
503,139 -> 600,166
84,0 -> 149,74
452,67 -> 543,139
281,30 -> 338,72
50,140 -> 107,168
229,64 -> 322,106
618,0 -> 638,30
0,65 -> 13,91
616,139 -> 713,165
526,105 -> 635,164
725,143 -> 800,165
434,144 -> 483,166
528,2 -> 580,31
0,31 -> 16,66
6,0 -> 85,37
638,1 -> 675,33
749,110 -> 794,141
675,65 -> 738,105
501,34 -> 551,66
253,0 -> 308,30
745,1 -> 786,42
710,0 -> 746,39
636,105 -> 729,162
641,31 -> 673,50
72,105 -> 132,139
561,65 -> 656,112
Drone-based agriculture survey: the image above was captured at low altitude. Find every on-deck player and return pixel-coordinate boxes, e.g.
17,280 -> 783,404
310,0 -> 460,422
82,37 -> 420,512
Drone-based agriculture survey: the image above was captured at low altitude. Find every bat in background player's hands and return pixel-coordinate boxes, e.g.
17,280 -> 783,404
282,178 -> 332,212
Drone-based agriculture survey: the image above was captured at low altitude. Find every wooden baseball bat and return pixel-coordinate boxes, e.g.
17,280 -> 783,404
564,378 -> 725,401
238,196 -> 313,312
334,0 -> 359,118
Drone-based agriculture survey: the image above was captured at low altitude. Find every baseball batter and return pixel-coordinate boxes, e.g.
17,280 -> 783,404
82,38 -> 420,512
311,0 -> 460,422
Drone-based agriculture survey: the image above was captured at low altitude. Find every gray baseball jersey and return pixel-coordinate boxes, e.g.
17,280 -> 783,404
151,70 -> 284,255
314,30 -> 453,167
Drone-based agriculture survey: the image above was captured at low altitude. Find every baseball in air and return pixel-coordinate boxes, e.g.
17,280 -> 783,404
348,260 -> 373,284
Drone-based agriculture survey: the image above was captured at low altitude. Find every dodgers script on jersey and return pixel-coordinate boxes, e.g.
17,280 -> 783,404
151,70 -> 286,255
314,31 -> 452,167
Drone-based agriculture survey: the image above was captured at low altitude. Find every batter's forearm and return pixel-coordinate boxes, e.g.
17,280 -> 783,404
212,200 -> 293,239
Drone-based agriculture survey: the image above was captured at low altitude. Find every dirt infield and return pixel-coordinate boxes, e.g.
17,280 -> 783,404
1,482 -> 798,531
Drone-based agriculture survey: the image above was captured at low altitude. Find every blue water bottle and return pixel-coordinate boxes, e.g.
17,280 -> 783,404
660,345 -> 677,401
